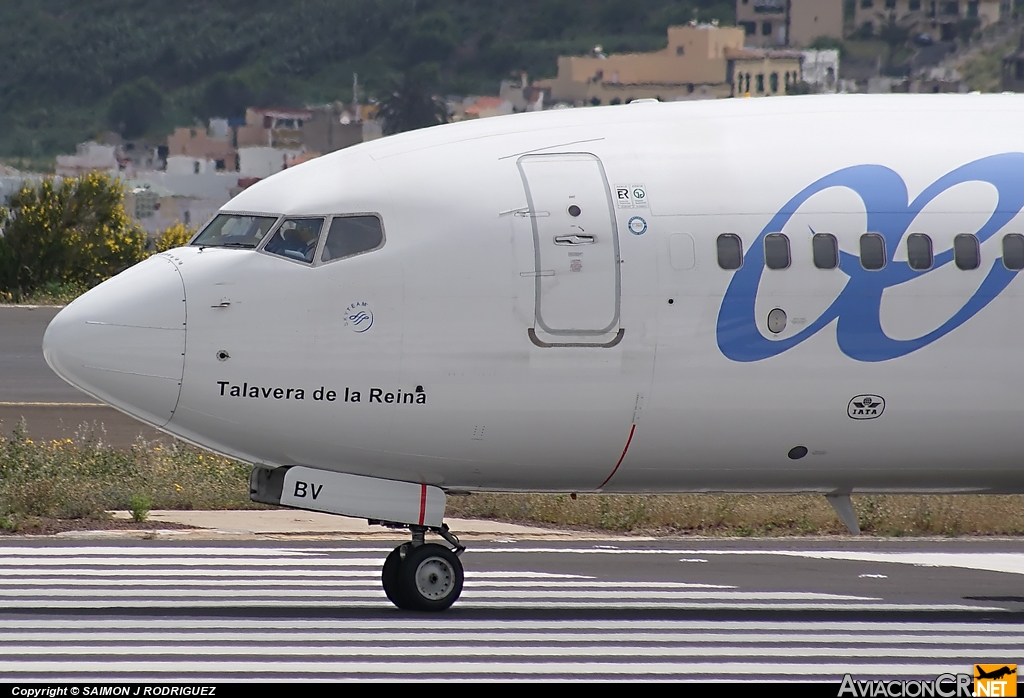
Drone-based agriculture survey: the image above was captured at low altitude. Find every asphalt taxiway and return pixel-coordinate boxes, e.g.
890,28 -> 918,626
0,305 -> 166,445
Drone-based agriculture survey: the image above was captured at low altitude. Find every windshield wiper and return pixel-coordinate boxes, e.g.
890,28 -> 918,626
218,241 -> 257,248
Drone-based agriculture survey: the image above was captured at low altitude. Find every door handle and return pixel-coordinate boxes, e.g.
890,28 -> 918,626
554,234 -> 596,245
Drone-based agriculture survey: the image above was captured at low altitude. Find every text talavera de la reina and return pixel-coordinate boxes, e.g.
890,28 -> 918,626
216,382 -> 427,404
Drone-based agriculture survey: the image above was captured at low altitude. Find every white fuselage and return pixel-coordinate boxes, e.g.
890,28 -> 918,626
43,94 -> 1024,495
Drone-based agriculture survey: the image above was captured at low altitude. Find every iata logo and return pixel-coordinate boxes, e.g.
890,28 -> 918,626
343,301 -> 373,333
717,153 -> 1024,363
848,395 -> 885,420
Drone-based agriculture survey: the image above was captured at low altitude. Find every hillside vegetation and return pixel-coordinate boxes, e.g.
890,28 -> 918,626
0,0 -> 734,158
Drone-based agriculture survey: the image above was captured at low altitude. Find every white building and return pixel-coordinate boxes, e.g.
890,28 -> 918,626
801,49 -> 840,93
55,142 -> 118,178
238,146 -> 301,179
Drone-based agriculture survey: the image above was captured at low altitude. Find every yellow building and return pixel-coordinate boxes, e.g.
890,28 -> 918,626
737,0 -> 844,48
539,24 -> 803,105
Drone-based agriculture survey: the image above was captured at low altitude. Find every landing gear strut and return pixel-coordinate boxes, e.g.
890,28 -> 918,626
378,523 -> 466,611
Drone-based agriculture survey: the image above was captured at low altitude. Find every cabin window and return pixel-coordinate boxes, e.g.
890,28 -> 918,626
717,234 -> 744,270
860,233 -> 886,270
764,233 -> 790,269
907,233 -> 933,271
954,233 -> 980,270
1003,233 -> 1024,270
321,215 -> 385,263
812,233 -> 838,269
191,213 -> 278,248
262,217 -> 325,264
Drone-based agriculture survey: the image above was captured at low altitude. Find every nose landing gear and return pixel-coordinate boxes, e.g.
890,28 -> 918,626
379,523 -> 465,611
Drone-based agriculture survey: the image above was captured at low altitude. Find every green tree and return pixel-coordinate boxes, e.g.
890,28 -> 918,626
377,71 -> 450,136
107,78 -> 165,138
197,74 -> 254,119
0,173 -> 147,299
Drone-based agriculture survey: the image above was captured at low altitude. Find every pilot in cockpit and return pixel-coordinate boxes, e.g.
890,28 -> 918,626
263,218 -> 323,264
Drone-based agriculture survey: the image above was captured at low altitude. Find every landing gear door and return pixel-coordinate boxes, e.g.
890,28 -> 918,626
517,153 -> 623,347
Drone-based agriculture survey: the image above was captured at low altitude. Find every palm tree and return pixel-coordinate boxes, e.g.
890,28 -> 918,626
377,72 -> 450,136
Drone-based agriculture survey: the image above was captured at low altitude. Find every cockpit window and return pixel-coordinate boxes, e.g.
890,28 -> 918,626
191,214 -> 278,248
321,215 -> 384,263
262,217 -> 325,264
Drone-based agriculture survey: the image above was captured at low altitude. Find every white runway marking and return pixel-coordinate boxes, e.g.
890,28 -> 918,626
0,544 -> 1018,681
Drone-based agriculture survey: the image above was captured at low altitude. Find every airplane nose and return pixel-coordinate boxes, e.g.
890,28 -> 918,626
42,255 -> 186,427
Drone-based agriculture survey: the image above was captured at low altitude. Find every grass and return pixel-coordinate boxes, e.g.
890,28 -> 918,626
0,419 -> 256,529
4,417 -> 1024,536
0,281 -> 88,305
446,491 -> 1024,536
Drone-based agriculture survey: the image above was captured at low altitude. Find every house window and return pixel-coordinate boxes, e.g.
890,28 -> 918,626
861,0 -> 874,7
769,72 -> 779,93
909,0 -> 921,8
756,74 -> 765,93
762,21 -> 772,36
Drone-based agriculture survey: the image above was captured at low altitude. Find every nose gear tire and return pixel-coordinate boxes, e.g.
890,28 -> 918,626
381,544 -> 411,610
396,543 -> 464,612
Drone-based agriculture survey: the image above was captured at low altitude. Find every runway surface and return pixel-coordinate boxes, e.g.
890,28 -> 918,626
1,538 -> 1022,681
0,305 -> 167,445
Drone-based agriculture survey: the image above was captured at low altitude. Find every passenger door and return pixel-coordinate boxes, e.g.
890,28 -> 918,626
517,153 -> 623,346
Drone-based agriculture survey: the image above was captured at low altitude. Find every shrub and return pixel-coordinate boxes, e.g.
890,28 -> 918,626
0,173 -> 148,300
154,221 -> 196,252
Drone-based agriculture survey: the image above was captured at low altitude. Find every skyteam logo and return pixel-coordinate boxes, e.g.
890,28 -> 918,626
717,153 -> 1024,362
344,301 -> 373,333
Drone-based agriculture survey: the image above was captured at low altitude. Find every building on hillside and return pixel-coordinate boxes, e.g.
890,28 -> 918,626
167,125 -> 237,173
538,24 -> 803,105
126,174 -> 239,235
95,132 -> 165,174
303,103 -> 363,154
462,96 -> 515,119
736,0 -> 844,48
801,49 -> 840,92
55,142 -> 119,178
0,171 -> 46,207
729,48 -> 806,96
238,146 -> 302,179
853,0 -> 1009,43
236,107 -> 312,149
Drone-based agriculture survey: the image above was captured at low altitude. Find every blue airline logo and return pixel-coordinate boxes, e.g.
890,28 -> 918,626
716,153 -> 1024,363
